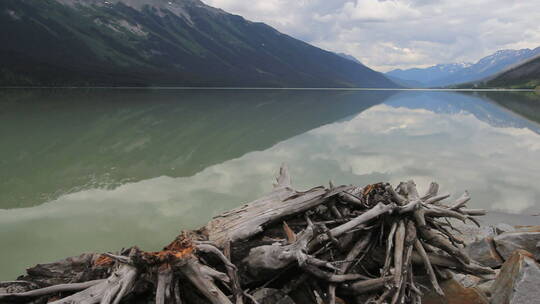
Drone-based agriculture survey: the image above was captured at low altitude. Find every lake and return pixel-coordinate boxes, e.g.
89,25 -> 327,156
1,88 -> 539,280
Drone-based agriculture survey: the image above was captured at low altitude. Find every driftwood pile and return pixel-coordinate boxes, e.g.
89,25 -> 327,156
0,165 -> 495,304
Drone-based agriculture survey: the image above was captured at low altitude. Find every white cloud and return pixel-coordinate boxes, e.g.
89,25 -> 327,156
340,0 -> 420,22
203,0 -> 540,71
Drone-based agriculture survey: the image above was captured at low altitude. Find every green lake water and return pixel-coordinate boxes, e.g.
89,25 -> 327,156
1,88 -> 539,280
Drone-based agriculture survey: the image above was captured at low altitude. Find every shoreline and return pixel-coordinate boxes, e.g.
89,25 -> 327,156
0,86 -> 535,91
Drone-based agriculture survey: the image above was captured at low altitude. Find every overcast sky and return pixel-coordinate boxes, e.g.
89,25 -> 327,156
205,0 -> 540,72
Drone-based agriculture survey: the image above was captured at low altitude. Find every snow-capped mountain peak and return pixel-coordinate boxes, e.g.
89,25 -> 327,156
386,47 -> 540,87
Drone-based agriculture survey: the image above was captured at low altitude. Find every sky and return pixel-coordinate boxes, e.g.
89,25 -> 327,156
204,0 -> 540,72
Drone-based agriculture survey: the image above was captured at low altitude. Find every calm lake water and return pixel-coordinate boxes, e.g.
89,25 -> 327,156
1,88 -> 540,280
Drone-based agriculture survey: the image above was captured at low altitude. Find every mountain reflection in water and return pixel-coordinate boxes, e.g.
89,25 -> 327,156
0,89 -> 393,208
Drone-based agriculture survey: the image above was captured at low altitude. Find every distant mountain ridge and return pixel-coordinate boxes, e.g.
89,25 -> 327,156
387,47 -> 540,88
0,0 -> 398,87
482,54 -> 540,89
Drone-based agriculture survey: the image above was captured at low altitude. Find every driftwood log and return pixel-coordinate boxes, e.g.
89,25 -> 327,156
0,165 -> 494,304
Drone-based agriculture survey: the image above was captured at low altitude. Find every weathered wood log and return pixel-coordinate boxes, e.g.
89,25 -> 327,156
449,191 -> 471,210
421,182 -> 439,200
414,239 -> 444,296
341,276 -> 393,294
382,221 -> 398,278
243,216 -> 341,279
0,280 -> 105,302
393,220 -> 406,287
202,165 -> 354,248
179,257 -> 232,304
155,266 -> 175,304
337,191 -> 364,207
14,252 -> 108,287
49,263 -> 138,304
324,202 -> 395,241
411,251 -> 495,275
224,241 -> 244,304
327,231 -> 372,304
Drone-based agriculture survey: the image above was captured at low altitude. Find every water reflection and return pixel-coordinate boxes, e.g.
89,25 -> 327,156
1,89 -> 540,280
476,91 -> 540,127
386,91 -> 540,133
0,89 -> 393,208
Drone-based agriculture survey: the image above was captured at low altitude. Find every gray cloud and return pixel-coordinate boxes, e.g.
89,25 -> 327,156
204,0 -> 540,71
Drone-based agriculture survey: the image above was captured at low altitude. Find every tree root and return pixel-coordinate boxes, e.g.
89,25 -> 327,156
0,166 -> 494,304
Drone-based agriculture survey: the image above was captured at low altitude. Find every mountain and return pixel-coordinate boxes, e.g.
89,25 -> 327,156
336,52 -> 364,65
385,74 -> 425,89
0,0 -> 398,88
482,55 -> 540,89
387,63 -> 472,88
387,48 -> 540,88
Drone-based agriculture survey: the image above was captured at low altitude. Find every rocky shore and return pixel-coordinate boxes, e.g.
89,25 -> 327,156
429,222 -> 540,304
0,166 -> 539,304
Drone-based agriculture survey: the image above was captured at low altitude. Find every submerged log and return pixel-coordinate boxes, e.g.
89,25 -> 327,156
0,165 -> 495,304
